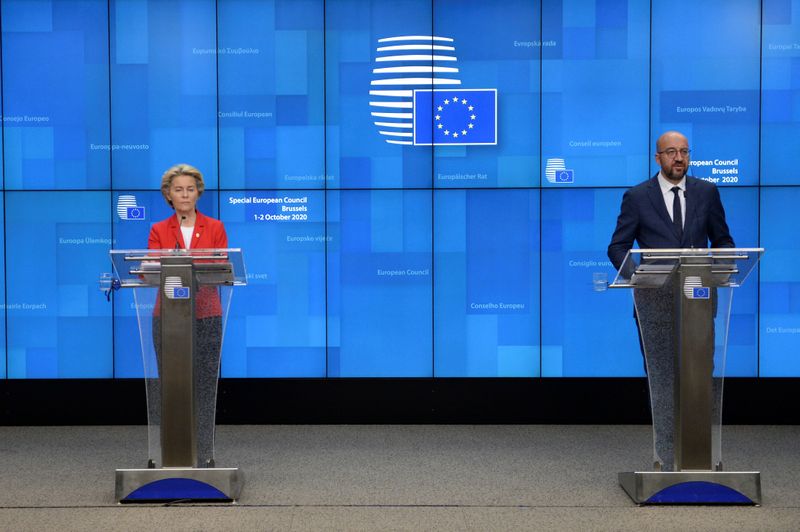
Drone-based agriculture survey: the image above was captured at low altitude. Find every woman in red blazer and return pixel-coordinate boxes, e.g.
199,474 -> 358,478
149,163 -> 228,467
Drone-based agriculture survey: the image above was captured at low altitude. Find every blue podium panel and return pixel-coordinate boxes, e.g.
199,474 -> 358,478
219,190 -> 326,378
430,0 -> 539,188
434,189 -> 540,377
541,0 -> 650,187
327,190 -> 432,377
761,0 -> 800,185
6,192 -> 112,378
109,0 -> 218,190
650,0 -> 760,187
541,188 -> 642,376
325,0 -> 434,189
112,191 -> 220,377
1,0 -> 110,190
760,187 -> 800,376
217,0 -> 325,189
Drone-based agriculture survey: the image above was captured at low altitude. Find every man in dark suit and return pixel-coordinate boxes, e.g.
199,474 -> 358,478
607,131 -> 734,471
608,131 -> 734,270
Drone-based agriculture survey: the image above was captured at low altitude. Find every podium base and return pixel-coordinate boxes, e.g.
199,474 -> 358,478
619,471 -> 760,505
115,467 -> 243,503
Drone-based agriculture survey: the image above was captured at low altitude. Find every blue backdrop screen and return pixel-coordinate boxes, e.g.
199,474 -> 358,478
434,189 -> 540,376
220,190 -> 327,377
218,0 -> 325,189
2,0 -> 110,190
6,192 -> 112,377
110,0 -> 218,189
327,190 -> 432,377
541,0 -> 650,188
650,0 -> 760,186
0,0 -> 796,379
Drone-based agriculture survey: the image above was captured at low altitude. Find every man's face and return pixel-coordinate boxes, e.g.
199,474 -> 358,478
655,134 -> 690,182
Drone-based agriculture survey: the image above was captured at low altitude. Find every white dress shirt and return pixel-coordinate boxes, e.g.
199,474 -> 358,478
180,225 -> 195,249
657,172 -> 685,228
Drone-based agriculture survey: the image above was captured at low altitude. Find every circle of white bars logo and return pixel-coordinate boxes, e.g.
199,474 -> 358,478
370,35 -> 497,147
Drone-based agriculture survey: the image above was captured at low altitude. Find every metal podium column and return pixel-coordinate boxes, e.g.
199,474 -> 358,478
159,256 -> 196,467
674,257 -> 714,471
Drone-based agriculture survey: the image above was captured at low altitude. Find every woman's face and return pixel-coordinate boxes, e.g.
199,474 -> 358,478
168,174 -> 199,214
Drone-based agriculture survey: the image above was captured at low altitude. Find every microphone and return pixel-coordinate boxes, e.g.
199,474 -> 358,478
175,215 -> 187,249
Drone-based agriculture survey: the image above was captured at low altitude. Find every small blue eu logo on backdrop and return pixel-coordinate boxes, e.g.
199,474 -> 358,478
555,170 -> 574,183
545,158 -> 575,184
117,194 -> 147,220
126,207 -> 146,219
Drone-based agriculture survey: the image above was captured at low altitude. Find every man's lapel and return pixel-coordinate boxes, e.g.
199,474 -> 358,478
645,175 -> 676,238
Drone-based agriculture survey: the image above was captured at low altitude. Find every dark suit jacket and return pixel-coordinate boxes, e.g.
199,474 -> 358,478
608,174 -> 734,270
148,210 -> 228,318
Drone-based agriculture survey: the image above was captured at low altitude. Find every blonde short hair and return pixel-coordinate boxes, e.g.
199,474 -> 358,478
160,164 -> 205,207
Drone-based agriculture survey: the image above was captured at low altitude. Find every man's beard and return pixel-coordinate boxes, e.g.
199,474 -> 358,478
666,166 -> 686,180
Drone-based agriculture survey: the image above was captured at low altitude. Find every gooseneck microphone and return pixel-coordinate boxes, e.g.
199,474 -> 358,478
175,215 -> 187,249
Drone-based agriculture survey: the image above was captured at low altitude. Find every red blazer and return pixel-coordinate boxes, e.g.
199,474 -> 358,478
148,210 -> 228,318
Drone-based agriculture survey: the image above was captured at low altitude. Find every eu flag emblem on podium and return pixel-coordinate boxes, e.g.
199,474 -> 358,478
413,89 -> 497,145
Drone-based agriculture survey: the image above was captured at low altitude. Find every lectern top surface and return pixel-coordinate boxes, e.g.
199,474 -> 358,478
109,248 -> 246,286
610,248 -> 764,289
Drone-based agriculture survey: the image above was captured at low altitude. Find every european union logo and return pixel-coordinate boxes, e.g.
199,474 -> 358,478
545,158 -> 575,184
126,206 -> 146,220
117,194 -> 147,220
692,287 -> 710,299
173,287 -> 190,299
555,170 -> 574,183
413,89 -> 497,145
164,276 -> 190,300
683,276 -> 709,299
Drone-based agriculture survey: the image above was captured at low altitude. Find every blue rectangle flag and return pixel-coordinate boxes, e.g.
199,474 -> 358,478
173,287 -> 190,299
692,287 -> 710,299
413,89 -> 497,145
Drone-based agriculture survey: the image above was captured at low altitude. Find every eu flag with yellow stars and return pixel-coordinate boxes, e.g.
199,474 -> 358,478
413,89 -> 497,145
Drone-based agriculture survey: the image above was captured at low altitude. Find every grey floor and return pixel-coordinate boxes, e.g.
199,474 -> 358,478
0,425 -> 798,531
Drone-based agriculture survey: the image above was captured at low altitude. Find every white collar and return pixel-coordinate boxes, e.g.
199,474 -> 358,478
657,172 -> 686,194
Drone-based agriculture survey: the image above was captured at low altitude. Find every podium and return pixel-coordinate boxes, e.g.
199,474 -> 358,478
610,248 -> 763,504
109,248 -> 246,503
